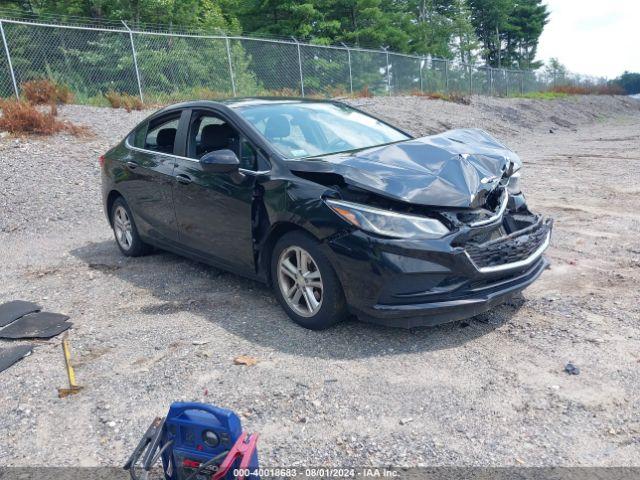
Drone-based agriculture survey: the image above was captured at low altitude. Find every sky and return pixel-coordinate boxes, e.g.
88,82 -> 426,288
537,0 -> 640,79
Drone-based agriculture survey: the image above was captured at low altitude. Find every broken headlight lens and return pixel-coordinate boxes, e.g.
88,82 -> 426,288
507,171 -> 521,194
325,199 -> 449,240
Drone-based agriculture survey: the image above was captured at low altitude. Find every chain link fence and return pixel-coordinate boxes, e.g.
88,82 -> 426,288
0,17 -> 603,104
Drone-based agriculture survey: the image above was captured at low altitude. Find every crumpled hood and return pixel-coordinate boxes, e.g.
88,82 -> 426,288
288,128 -> 522,208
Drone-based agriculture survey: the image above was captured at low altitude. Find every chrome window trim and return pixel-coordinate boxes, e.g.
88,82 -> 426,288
469,190 -> 509,227
124,139 -> 271,175
466,231 -> 550,274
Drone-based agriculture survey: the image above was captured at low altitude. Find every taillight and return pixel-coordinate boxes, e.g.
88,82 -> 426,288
99,155 -> 105,168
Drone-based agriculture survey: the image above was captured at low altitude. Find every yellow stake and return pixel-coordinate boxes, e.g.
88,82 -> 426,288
58,333 -> 83,398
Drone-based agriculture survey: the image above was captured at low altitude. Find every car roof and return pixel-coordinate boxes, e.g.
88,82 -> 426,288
154,97 -> 340,114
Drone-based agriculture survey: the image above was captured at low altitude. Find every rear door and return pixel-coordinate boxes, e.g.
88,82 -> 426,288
172,109 -> 258,275
119,111 -> 185,244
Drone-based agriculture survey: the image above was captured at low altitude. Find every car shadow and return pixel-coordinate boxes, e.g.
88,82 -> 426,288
70,240 -> 523,360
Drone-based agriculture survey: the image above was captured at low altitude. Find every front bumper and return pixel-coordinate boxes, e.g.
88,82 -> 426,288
323,214 -> 552,328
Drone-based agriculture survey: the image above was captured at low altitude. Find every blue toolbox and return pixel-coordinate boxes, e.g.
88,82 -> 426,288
124,402 -> 259,480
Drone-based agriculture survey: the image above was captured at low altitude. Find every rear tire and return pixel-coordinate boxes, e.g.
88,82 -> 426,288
271,231 -> 348,330
110,197 -> 151,257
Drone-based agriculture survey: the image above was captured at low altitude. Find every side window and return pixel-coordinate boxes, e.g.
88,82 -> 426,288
144,116 -> 180,154
240,138 -> 257,170
187,112 -> 239,160
129,123 -> 147,148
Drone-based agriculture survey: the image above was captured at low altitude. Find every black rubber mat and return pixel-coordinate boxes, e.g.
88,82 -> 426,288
0,312 -> 72,339
0,345 -> 34,373
0,300 -> 41,328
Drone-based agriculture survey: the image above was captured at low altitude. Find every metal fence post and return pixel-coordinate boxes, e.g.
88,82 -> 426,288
341,43 -> 353,95
0,20 -> 19,100
504,69 -> 508,96
419,57 -> 424,93
383,47 -> 391,95
444,60 -> 449,93
224,36 -> 236,97
469,65 -> 473,95
489,68 -> 493,96
122,21 -> 143,102
291,37 -> 305,97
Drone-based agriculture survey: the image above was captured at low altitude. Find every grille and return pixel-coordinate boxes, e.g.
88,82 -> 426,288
455,187 -> 506,225
466,221 -> 550,269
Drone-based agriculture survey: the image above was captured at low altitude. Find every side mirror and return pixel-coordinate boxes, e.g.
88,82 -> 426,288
200,149 -> 240,173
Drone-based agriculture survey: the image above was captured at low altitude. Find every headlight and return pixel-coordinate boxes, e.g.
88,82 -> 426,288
507,171 -> 521,195
325,199 -> 449,239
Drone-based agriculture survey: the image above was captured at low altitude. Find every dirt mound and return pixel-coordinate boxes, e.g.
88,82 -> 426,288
346,95 -> 640,140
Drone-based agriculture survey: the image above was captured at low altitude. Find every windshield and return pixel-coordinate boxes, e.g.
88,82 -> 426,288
236,102 -> 410,158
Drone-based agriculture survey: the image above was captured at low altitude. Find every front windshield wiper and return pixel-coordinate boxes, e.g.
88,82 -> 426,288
292,138 -> 412,160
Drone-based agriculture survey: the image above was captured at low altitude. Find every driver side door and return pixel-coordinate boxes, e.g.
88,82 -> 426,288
172,109 -> 257,275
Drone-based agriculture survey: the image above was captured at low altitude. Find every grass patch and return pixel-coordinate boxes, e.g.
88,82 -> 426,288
515,83 -> 625,100
549,84 -> 625,95
515,91 -> 569,100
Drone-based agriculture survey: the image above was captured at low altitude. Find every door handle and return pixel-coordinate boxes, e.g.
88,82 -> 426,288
126,161 -> 138,170
176,174 -> 192,185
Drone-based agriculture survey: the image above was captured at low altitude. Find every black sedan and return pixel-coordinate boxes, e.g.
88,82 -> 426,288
101,98 -> 552,330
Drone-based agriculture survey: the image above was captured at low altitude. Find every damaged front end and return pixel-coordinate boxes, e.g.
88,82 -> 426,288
288,128 -> 552,328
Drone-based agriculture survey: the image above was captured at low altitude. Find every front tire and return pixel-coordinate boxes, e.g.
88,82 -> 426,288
271,231 -> 348,330
110,197 -> 151,257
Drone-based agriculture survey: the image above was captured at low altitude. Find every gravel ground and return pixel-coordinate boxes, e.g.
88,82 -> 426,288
1,95 -> 639,467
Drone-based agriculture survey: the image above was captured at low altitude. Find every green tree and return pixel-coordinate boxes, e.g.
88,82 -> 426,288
467,0 -> 511,67
613,71 -> 640,95
6,0 -> 550,69
402,0 -> 453,57
468,0 -> 548,68
503,0 -> 549,69
1,0 -> 555,100
450,0 -> 479,64
544,57 -> 567,77
23,0 -> 237,32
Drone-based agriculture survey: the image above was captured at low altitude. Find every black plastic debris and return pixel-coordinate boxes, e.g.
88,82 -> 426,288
0,312 -> 72,339
0,345 -> 34,373
0,300 -> 41,328
564,362 -> 580,375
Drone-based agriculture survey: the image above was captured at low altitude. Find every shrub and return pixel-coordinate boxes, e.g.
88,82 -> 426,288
104,91 -> 144,112
0,99 -> 88,135
355,86 -> 373,98
22,79 -> 74,106
326,86 -> 350,98
54,83 -> 74,104
263,88 -> 300,97
137,88 -> 232,106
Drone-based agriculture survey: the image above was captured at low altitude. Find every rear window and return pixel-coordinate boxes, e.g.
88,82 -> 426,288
129,123 -> 147,148
144,117 -> 180,154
